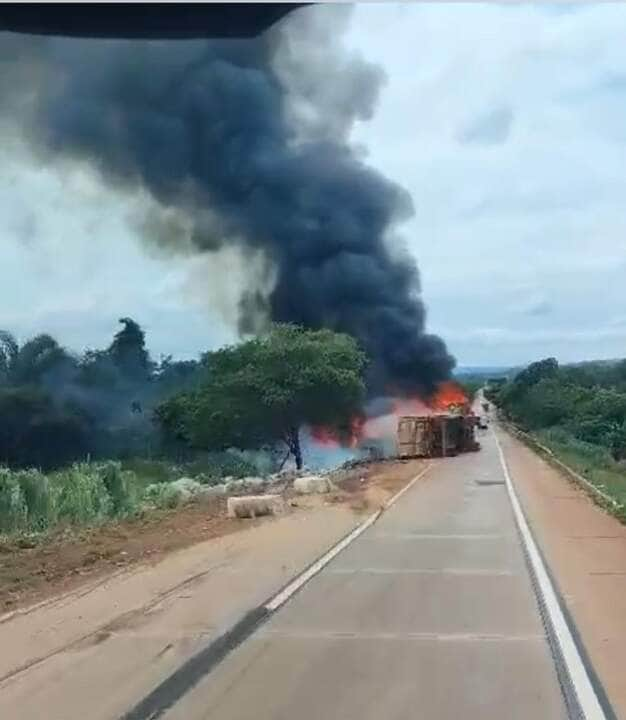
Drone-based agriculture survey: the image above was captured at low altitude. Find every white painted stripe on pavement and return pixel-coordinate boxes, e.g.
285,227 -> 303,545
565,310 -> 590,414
494,429 -> 607,720
258,628 -> 546,643
384,463 -> 432,509
264,510 -> 381,611
365,532 -> 509,541
265,464 -> 432,612
327,567 -> 515,576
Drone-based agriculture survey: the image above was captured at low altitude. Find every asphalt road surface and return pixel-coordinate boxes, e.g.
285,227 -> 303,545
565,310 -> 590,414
161,429 -> 569,720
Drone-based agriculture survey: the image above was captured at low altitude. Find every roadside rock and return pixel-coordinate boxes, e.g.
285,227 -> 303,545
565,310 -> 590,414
227,494 -> 285,519
293,475 -> 334,495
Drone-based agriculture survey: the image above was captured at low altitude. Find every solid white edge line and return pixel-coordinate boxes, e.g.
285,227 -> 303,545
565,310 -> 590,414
266,463 -> 432,612
493,428 -> 607,720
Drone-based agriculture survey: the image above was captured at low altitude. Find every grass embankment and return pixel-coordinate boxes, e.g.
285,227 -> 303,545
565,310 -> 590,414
507,424 -> 626,521
0,454 -> 262,540
536,428 -> 626,511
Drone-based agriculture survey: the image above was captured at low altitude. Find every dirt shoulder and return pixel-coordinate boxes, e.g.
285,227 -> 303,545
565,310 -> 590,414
497,424 -> 626,718
1,498 -> 241,615
0,458 -> 424,615
0,458 -> 427,720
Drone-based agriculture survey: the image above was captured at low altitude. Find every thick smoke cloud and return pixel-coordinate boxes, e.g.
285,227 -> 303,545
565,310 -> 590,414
1,7 -> 454,395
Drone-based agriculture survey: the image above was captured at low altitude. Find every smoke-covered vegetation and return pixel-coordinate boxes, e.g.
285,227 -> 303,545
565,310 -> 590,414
0,318 -> 368,475
0,318 -> 203,470
0,321 -> 369,537
157,324 -> 367,470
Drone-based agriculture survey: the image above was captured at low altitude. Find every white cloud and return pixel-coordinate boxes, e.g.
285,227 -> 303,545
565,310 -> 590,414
344,3 -> 626,365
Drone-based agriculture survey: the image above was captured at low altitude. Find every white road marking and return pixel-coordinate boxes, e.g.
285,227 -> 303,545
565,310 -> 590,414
494,429 -> 608,720
264,510 -> 381,611
327,567 -> 515,576
257,628 -> 546,643
265,464 -> 432,612
384,463 -> 432,508
365,533 -> 510,541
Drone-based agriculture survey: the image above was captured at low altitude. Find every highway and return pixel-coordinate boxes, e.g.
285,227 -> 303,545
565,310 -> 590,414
160,429 -> 569,720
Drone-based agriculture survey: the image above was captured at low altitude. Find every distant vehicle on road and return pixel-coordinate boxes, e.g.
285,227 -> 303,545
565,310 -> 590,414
478,416 -> 489,429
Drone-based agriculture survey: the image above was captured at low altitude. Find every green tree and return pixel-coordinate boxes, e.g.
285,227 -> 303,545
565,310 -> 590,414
499,357 -> 559,411
0,331 -> 19,385
0,387 -> 92,469
0,331 -> 74,387
156,325 -> 367,469
107,318 -> 151,380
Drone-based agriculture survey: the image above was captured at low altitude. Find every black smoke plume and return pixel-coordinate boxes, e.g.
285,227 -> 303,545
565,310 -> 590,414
1,7 -> 454,395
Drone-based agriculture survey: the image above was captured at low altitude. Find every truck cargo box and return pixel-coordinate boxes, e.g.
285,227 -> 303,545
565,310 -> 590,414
397,414 -> 479,459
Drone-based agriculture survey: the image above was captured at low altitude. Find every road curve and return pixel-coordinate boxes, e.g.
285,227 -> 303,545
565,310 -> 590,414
159,430 -> 570,720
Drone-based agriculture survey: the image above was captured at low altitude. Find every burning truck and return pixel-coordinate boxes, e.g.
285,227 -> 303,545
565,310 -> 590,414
311,381 -> 480,464
397,411 -> 480,459
396,382 -> 480,459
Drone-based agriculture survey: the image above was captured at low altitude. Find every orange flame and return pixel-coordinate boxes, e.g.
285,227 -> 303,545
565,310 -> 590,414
391,381 -> 468,417
310,381 -> 468,449
310,416 -> 364,448
429,380 -> 468,412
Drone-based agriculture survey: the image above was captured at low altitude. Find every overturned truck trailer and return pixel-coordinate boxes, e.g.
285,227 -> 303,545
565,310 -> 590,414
397,414 -> 480,459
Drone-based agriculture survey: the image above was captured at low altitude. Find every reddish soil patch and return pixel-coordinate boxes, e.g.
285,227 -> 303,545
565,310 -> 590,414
0,497 -> 255,614
329,458 -> 427,511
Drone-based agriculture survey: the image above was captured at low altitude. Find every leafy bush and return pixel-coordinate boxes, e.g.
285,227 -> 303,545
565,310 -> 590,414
0,453 -> 240,537
0,468 -> 27,533
52,464 -> 112,525
15,468 -> 57,531
144,482 -> 182,509
97,461 -> 139,516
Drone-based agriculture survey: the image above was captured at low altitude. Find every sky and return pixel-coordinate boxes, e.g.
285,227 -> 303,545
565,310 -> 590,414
2,3 -> 626,367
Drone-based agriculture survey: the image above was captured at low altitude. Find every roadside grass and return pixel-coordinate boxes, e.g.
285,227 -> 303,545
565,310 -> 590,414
0,463 -> 140,537
534,428 -> 626,518
0,450 -> 268,541
0,449 -> 269,541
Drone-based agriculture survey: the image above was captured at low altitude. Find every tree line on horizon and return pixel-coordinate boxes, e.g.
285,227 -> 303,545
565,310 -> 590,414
0,318 -> 204,470
488,356 -> 626,462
